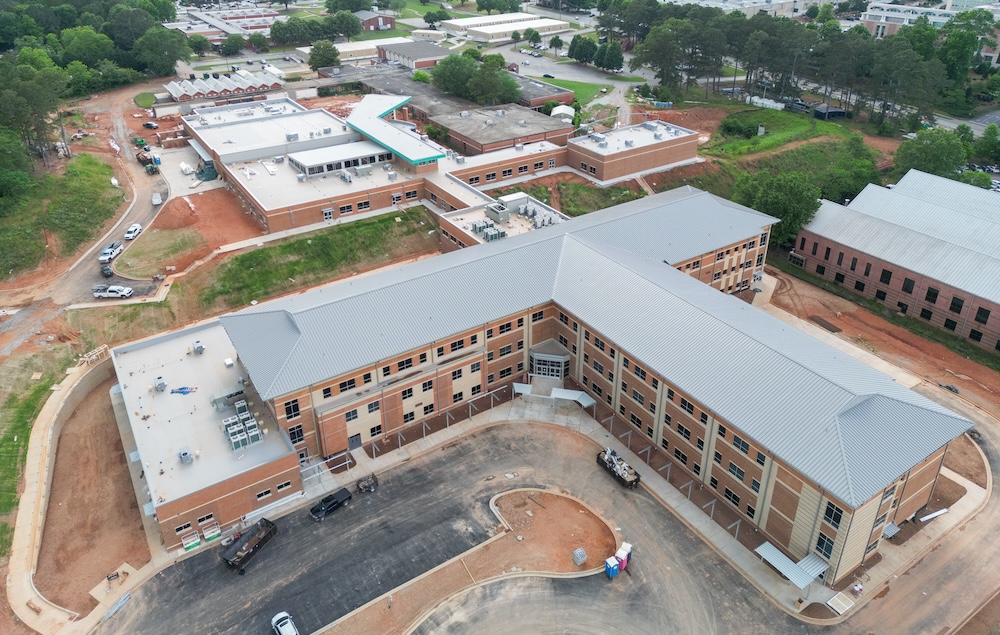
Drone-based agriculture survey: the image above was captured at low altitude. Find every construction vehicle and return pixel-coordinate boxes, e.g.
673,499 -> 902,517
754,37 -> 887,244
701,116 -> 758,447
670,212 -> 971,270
222,518 -> 277,575
145,164 -> 159,175
597,448 -> 641,489
136,150 -> 153,166
132,137 -> 148,147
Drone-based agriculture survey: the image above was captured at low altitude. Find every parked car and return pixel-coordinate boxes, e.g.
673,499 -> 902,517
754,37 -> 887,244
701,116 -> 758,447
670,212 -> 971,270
938,383 -> 960,394
543,73 -> 555,79
124,223 -> 142,240
271,612 -> 300,635
98,241 -> 124,263
92,284 -> 133,299
310,488 -> 352,521
143,122 -> 158,129
100,265 -> 113,278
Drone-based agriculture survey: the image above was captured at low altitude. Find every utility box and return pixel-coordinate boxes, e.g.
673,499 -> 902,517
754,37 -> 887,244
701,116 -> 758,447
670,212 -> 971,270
572,547 -> 587,566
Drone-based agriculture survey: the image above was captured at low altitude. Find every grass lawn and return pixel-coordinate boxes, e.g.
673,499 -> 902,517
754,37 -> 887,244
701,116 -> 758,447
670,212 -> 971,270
605,75 -> 644,82
201,206 -> 439,308
530,77 -> 610,104
559,182 -> 644,216
702,108 -> 850,157
768,255 -> 1000,374
0,154 -> 124,275
116,227 -> 208,279
648,160 -> 745,200
353,26 -> 415,41
489,183 -> 551,205
134,93 -> 156,108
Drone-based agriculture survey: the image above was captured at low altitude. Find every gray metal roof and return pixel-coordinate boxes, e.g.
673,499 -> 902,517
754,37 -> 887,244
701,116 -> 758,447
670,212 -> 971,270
430,104 -> 572,144
220,187 -> 969,508
378,41 -> 451,61
805,172 -> 1000,304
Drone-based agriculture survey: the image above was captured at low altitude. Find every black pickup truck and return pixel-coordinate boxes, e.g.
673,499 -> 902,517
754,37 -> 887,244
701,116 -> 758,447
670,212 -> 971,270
222,518 -> 277,574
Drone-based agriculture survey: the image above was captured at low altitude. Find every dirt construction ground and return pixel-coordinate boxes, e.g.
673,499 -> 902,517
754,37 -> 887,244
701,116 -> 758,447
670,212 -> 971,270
33,376 -> 150,615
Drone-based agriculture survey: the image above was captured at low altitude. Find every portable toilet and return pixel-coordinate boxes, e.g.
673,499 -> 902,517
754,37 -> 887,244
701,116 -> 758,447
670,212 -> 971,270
615,547 -> 629,571
605,556 -> 619,579
621,542 -> 633,567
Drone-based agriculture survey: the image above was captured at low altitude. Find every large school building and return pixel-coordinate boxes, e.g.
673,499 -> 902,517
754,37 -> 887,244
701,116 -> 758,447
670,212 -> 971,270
114,185 -> 969,590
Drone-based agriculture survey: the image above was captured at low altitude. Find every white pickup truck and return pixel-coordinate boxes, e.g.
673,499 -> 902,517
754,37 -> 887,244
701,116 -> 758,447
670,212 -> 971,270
92,284 -> 134,299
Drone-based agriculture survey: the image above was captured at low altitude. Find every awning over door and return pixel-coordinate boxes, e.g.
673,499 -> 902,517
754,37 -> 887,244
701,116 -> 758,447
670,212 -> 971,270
754,542 -> 825,589
551,388 -> 596,409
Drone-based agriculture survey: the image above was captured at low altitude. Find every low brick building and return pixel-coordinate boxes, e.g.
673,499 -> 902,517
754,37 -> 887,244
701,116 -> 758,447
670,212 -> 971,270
430,104 -> 573,154
353,10 -> 395,32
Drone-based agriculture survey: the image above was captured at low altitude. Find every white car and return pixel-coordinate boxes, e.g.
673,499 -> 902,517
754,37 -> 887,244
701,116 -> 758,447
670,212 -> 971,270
97,241 -> 124,263
271,612 -> 300,635
124,223 -> 143,240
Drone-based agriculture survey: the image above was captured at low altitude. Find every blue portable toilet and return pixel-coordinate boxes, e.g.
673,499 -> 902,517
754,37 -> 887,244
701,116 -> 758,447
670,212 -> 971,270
605,556 -> 619,579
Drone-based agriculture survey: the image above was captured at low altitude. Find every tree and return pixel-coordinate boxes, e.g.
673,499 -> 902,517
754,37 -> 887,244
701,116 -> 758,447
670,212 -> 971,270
462,48 -> 482,61
248,32 -> 269,52
466,53 -> 520,105
420,0 -> 431,4
550,35 -> 563,55
630,20 -> 684,87
309,39 -> 341,70
61,26 -> 115,68
220,33 -> 246,58
525,28 -> 541,45
733,172 -> 821,244
477,0 -> 496,15
101,6 -> 155,51
188,34 -> 211,57
424,9 -> 451,27
511,31 -> 522,46
133,27 -> 191,76
894,128 -> 966,177
959,170 -> 992,189
326,0 -> 371,13
569,34 -> 597,65
604,41 -> 623,71
0,129 -> 32,205
328,11 -> 362,41
816,4 -> 836,23
412,69 -> 431,83
805,5 -> 819,19
973,123 -> 1000,164
431,53 -> 477,99
897,16 -> 938,62
389,0 -> 407,14
593,42 -> 608,69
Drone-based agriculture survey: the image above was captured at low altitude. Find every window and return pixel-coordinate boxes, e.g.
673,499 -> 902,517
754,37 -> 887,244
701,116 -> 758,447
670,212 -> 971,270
879,269 -> 892,284
950,297 -> 964,314
499,344 -> 512,357
452,369 -> 463,380
756,451 -> 766,466
920,308 -> 933,320
746,505 -> 756,519
855,281 -> 866,292
652,378 -> 658,389
631,390 -> 644,405
403,412 -> 414,423
488,373 -> 494,384
357,201 -> 370,211
370,424 -> 382,437
866,541 -> 879,555
693,463 -> 701,476
422,380 -> 433,392
875,290 -> 887,301
717,425 -> 727,438
364,372 -> 372,384
339,204 -> 353,214
713,451 -> 722,464
728,462 -> 745,481
661,438 -> 669,450
592,383 -> 603,396
799,237 -> 806,250
864,263 -> 871,277
405,190 -> 417,200
679,398 -> 694,414
277,481 -> 292,491
756,254 -> 764,267
486,172 -> 497,182
970,329 -> 983,342
733,436 -> 750,454
976,307 -> 991,325
382,365 -> 391,377
256,489 -> 272,500
402,387 -> 413,399
175,522 -> 192,534
724,488 -> 740,506
751,478 -> 760,493
499,322 -> 512,334
674,449 -> 688,465
663,413 -> 671,425
487,328 -> 494,339
666,389 -> 674,402
534,161 -> 544,170
589,165 -> 597,175
619,404 -> 625,415
437,346 -> 445,357
902,278 -> 915,294
502,168 -> 512,177
710,477 -> 718,490
882,485 -> 896,502
549,159 -> 556,168
874,512 -> 888,527
397,358 -> 412,371
836,252 -> 844,266
469,176 -> 480,185
559,334 -> 568,347
450,340 -> 465,352
420,352 -> 428,363
633,365 -> 646,380
925,287 -> 939,304
499,367 -> 512,378
834,273 -> 845,283
824,247 -> 831,261
712,272 -> 722,281
559,312 -> 569,325
368,401 -> 380,414
284,399 -> 300,420
471,361 -> 480,373
700,412 -> 709,424
322,387 -> 332,399
630,413 -> 642,428
453,392 -> 464,403
288,424 -> 304,444
696,438 -> 704,450
488,351 -> 495,361
346,409 -> 358,422
593,360 -> 604,374
677,424 -> 691,440
518,165 -> 528,174
594,337 -> 606,351
622,357 -> 628,368
648,402 -> 656,414
816,533 -> 835,558
824,502 -> 844,529
944,318 -> 957,331
517,340 -> 524,351
424,403 -> 435,415
471,385 -> 481,396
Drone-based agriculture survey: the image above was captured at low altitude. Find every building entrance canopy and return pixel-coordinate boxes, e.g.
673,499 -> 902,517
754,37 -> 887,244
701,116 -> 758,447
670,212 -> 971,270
754,542 -> 828,589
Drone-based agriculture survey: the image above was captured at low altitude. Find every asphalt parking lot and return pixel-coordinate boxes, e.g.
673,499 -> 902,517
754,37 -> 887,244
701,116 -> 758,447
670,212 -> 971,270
100,423 -> 818,635
972,109 -> 1000,126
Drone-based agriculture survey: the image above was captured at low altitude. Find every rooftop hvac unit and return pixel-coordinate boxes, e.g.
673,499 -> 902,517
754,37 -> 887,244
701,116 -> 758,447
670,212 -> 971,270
460,111 -> 470,117
515,144 -> 524,151
456,157 -> 466,164
322,127 -> 332,134
598,141 -> 608,148
590,132 -> 606,142
178,448 -> 195,464
420,134 -> 429,141
193,340 -> 205,354
297,173 -> 306,182
643,121 -> 658,131
624,139 -> 635,148
518,204 -> 527,214
339,169 -> 352,183
653,132 -> 663,140
309,131 -> 314,138
354,164 -> 373,176
485,119 -> 494,126
387,171 -> 397,181
286,133 -> 299,141
517,120 -> 526,127
342,124 -> 348,131
382,162 -> 392,170
274,155 -> 285,164
155,377 -> 167,392
496,109 -> 505,117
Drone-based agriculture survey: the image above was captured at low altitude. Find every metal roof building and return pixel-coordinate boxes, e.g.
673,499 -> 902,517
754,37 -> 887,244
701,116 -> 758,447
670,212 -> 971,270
220,185 -> 969,510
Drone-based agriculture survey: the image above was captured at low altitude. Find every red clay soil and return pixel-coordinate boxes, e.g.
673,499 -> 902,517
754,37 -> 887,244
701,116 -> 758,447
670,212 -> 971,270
34,377 -> 151,615
297,94 -> 364,118
152,188 -> 264,250
644,160 -> 722,193
635,106 -> 730,137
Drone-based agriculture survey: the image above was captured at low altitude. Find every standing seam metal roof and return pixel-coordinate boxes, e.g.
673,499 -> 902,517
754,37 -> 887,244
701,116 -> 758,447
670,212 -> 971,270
220,188 -> 970,507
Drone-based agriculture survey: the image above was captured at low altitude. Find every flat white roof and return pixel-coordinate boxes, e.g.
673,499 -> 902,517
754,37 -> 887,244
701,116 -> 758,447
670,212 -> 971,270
568,120 -> 698,156
190,108 -> 356,162
346,95 -> 445,165
296,37 -> 411,57
189,98 -> 306,124
112,321 -> 294,507
452,140 -> 563,170
468,18 -> 570,34
441,12 -> 535,29
287,140 -> 387,168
